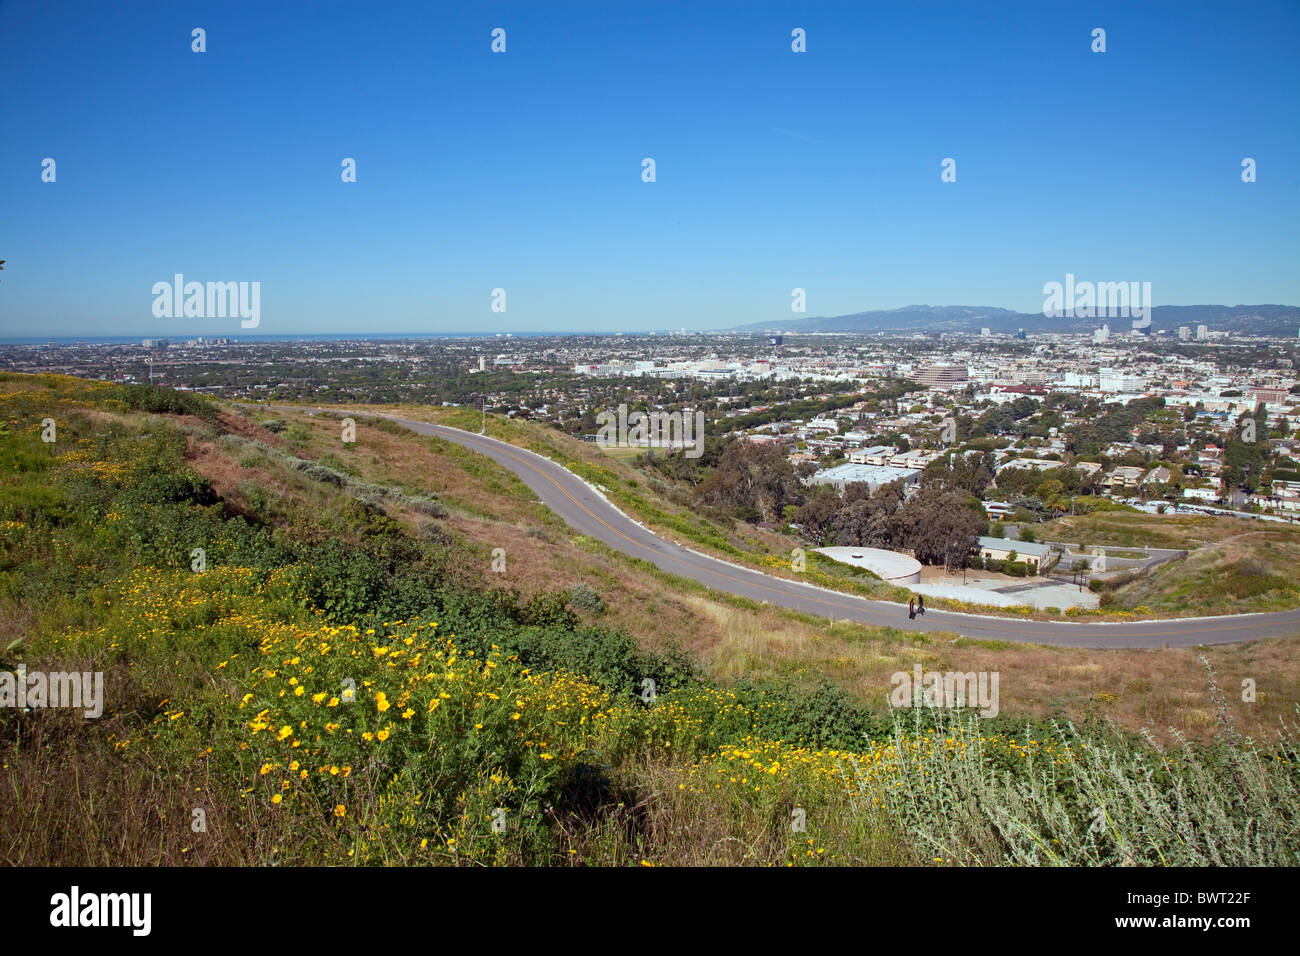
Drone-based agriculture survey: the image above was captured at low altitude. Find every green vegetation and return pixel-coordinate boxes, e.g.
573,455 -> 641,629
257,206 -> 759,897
2,375 -> 1297,866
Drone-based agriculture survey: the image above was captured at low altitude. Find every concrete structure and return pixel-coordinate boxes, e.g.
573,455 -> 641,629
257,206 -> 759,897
907,580 -> 1098,611
814,547 -> 922,584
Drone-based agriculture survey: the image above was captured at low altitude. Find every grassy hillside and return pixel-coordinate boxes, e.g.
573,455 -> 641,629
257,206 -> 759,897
2,374 -> 1298,866
236,398 -> 1300,740
1041,511 -> 1300,616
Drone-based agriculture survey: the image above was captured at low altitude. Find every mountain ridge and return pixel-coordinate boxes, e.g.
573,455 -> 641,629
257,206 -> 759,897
730,304 -> 1300,336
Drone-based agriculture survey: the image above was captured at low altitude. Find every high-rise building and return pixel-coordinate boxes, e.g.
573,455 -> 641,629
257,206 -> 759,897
913,364 -> 969,387
1196,324 -> 1209,340
1178,326 -> 1190,341
1093,325 -> 1110,344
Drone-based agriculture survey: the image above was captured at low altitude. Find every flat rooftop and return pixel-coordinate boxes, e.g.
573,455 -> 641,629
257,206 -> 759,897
807,463 -> 922,486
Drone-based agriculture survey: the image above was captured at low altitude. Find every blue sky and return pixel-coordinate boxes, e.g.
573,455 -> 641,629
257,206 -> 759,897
1,0 -> 1297,337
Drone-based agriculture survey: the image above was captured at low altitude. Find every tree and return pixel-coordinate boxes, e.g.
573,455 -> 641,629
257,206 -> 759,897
922,450 -> 996,497
794,490 -> 841,545
826,484 -> 981,573
902,488 -> 984,572
1035,478 -> 1067,516
694,440 -> 804,523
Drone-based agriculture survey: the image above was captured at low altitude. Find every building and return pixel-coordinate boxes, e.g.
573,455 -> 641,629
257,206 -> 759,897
804,416 -> 840,435
1099,369 -> 1147,393
1178,326 -> 1191,341
1250,385 -> 1290,405
976,537 -> 1058,574
996,456 -> 1076,474
913,364 -> 969,388
1105,465 -> 1146,489
806,463 -> 922,494
1013,371 -> 1048,386
1093,325 -> 1110,344
1196,324 -> 1209,340
1064,372 -> 1099,389
983,501 -> 1015,519
889,448 -> 942,469
848,444 -> 897,465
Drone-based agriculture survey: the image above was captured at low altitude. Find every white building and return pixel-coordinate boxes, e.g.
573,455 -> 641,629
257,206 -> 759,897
1064,372 -> 1099,389
1100,369 -> 1146,392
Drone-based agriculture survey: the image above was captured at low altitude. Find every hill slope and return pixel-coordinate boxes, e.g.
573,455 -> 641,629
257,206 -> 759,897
1,374 -> 1297,866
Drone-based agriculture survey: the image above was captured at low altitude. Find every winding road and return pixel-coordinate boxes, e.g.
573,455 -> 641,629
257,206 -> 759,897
296,409 -> 1300,649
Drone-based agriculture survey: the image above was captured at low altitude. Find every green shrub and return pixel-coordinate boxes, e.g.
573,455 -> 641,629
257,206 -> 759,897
121,383 -> 215,421
568,582 -> 605,614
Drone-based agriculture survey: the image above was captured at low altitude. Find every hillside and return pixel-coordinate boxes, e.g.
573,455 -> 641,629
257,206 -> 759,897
1,373 -> 1298,866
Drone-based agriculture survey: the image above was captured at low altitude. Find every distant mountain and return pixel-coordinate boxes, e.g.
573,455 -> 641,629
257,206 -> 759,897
731,304 -> 1300,337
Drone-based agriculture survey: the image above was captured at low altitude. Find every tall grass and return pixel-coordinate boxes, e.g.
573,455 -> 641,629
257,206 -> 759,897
842,703 -> 1299,866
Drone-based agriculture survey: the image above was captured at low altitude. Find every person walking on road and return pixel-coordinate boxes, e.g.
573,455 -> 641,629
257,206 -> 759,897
917,594 -> 925,616
908,597 -> 916,620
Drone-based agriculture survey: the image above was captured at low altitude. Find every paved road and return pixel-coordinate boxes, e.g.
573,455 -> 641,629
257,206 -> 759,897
293,408 -> 1300,649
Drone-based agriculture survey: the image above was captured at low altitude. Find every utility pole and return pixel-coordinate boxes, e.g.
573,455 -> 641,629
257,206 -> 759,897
480,394 -> 486,435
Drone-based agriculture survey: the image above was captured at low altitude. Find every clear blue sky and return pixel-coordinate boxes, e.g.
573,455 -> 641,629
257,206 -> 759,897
1,0 -> 1297,337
